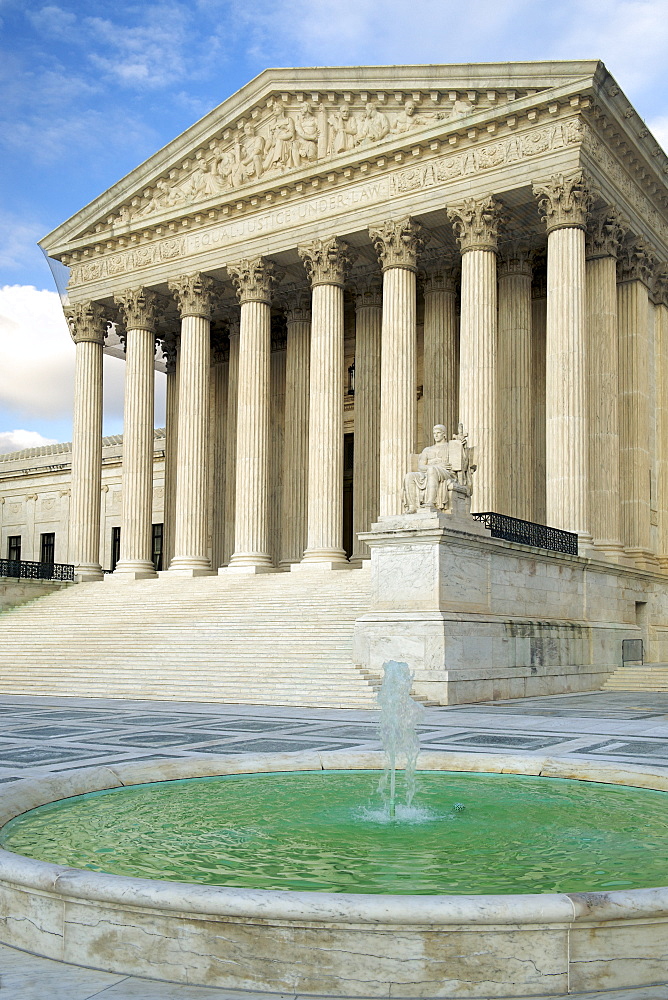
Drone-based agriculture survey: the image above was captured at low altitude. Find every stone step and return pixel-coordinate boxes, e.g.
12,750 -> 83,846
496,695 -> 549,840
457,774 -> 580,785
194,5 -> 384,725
603,666 -> 668,691
0,571 -> 377,708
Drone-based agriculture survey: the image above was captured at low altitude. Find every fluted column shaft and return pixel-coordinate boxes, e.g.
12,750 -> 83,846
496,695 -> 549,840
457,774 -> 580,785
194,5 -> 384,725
531,289 -> 547,524
169,273 -> 215,575
352,286 -> 382,562
618,250 -> 654,564
655,291 -> 668,569
422,269 -> 458,444
545,226 -> 588,534
116,326 -> 156,576
223,324 -> 240,565
210,351 -> 228,571
459,249 -> 497,513
586,254 -> 622,555
162,344 -> 179,570
370,218 -> 423,517
269,340 -> 286,567
304,282 -> 346,561
497,253 -> 532,519
67,303 -> 106,581
280,302 -> 311,567
231,299 -> 272,566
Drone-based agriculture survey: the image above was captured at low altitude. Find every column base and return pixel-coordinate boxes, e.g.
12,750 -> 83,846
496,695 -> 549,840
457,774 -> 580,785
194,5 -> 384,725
226,552 -> 276,574
107,560 -> 157,581
589,541 -> 629,565
348,555 -> 370,569
222,564 -> 278,575
74,563 -> 104,583
625,547 -> 659,571
292,560 -> 352,572
168,556 -> 213,576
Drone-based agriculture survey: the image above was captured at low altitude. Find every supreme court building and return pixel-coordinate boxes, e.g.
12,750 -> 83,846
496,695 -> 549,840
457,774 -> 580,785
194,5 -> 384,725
20,60 -> 668,702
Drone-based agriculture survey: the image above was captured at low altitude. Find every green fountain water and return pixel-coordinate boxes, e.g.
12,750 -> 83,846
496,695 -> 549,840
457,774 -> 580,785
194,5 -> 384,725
2,769 -> 668,894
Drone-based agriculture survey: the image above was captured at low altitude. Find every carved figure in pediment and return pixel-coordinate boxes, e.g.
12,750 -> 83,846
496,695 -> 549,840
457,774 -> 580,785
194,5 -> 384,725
449,96 -> 474,119
357,101 -> 390,144
241,123 -> 265,181
263,107 -> 296,171
393,99 -> 420,134
184,156 -> 226,199
327,106 -> 357,153
294,103 -> 319,165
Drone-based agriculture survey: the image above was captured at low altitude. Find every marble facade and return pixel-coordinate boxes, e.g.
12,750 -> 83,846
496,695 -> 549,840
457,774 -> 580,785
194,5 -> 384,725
35,61 -> 668,587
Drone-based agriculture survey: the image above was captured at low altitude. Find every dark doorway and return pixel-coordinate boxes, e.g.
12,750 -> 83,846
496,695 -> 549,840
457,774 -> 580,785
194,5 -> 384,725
152,523 -> 164,572
40,532 -> 55,565
343,433 -> 354,559
111,526 -> 121,572
7,535 -> 21,562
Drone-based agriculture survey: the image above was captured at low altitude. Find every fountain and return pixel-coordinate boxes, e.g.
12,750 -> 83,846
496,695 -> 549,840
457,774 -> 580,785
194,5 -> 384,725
2,669 -> 668,994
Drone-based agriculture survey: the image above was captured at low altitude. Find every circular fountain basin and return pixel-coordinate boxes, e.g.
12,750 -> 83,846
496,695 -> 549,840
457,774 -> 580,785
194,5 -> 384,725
2,750 -> 668,997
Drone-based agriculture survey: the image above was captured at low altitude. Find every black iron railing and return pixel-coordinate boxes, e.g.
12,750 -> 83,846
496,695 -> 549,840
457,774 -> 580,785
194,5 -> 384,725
0,558 -> 75,583
471,512 -> 578,556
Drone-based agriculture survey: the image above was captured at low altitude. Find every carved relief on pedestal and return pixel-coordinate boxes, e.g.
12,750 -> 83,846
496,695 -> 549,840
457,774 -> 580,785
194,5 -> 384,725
114,287 -> 159,332
369,217 -> 425,271
585,206 -> 627,260
169,273 -> 217,318
65,301 -> 108,345
227,257 -> 282,304
616,237 -> 658,285
532,170 -> 591,232
447,195 -> 504,252
298,237 -> 353,287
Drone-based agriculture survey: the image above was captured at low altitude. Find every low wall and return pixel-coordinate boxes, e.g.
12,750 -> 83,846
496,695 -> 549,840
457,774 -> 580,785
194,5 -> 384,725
354,510 -> 668,704
1,751 -> 668,997
0,576 -> 71,613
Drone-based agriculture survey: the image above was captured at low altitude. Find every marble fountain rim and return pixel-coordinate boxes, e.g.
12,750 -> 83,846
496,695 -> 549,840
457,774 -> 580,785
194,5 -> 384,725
2,748 -> 668,925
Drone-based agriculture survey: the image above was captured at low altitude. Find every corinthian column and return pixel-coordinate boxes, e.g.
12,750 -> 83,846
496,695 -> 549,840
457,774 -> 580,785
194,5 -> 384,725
447,196 -> 502,513
421,262 -> 458,445
280,291 -> 311,567
351,275 -> 382,563
227,257 -> 279,571
497,243 -> 533,519
167,273 -> 215,574
617,238 -> 656,567
533,171 -> 591,538
370,217 -> 423,516
113,288 -> 158,578
585,208 -> 625,560
66,301 -> 106,581
296,237 -> 352,566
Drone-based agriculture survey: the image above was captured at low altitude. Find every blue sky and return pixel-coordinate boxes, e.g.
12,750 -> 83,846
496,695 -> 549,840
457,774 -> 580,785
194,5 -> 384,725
1,0 -> 668,450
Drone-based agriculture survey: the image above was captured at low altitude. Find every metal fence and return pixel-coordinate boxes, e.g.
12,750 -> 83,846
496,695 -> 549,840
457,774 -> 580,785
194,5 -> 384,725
471,512 -> 579,556
0,558 -> 75,583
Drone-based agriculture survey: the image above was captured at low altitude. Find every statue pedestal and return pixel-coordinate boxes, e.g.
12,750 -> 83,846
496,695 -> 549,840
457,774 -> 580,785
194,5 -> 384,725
352,507 -> 647,705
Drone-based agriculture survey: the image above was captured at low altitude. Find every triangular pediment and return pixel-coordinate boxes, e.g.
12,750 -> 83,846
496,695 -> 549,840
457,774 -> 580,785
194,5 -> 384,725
41,62 -> 607,256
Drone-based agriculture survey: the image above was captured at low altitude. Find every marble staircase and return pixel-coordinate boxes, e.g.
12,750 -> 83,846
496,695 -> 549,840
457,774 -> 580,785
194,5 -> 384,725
602,664 -> 668,692
0,568 -> 379,708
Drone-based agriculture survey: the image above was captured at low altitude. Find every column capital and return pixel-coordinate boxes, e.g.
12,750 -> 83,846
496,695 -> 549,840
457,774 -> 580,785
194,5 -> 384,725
169,273 -> 217,319
616,237 -> 657,286
65,301 -> 108,345
211,327 -> 230,365
585,207 -> 626,260
532,171 -> 591,233
298,237 -> 353,287
227,257 -> 281,304
114,287 -> 159,332
160,332 -> 178,374
447,196 -> 504,252
369,217 -> 424,272
651,268 -> 668,308
419,260 -> 458,295
353,273 -> 383,309
498,241 -> 533,279
284,289 -> 312,324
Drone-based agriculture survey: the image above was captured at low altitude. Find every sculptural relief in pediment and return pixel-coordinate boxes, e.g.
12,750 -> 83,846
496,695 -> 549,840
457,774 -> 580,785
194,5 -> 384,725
104,92 -> 487,230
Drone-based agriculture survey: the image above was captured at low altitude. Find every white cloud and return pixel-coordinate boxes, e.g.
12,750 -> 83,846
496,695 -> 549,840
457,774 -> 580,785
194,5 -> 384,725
0,429 -> 58,455
0,285 -> 165,441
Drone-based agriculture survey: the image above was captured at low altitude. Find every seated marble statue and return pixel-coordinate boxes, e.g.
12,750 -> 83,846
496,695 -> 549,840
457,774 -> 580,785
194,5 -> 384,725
402,424 -> 459,513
